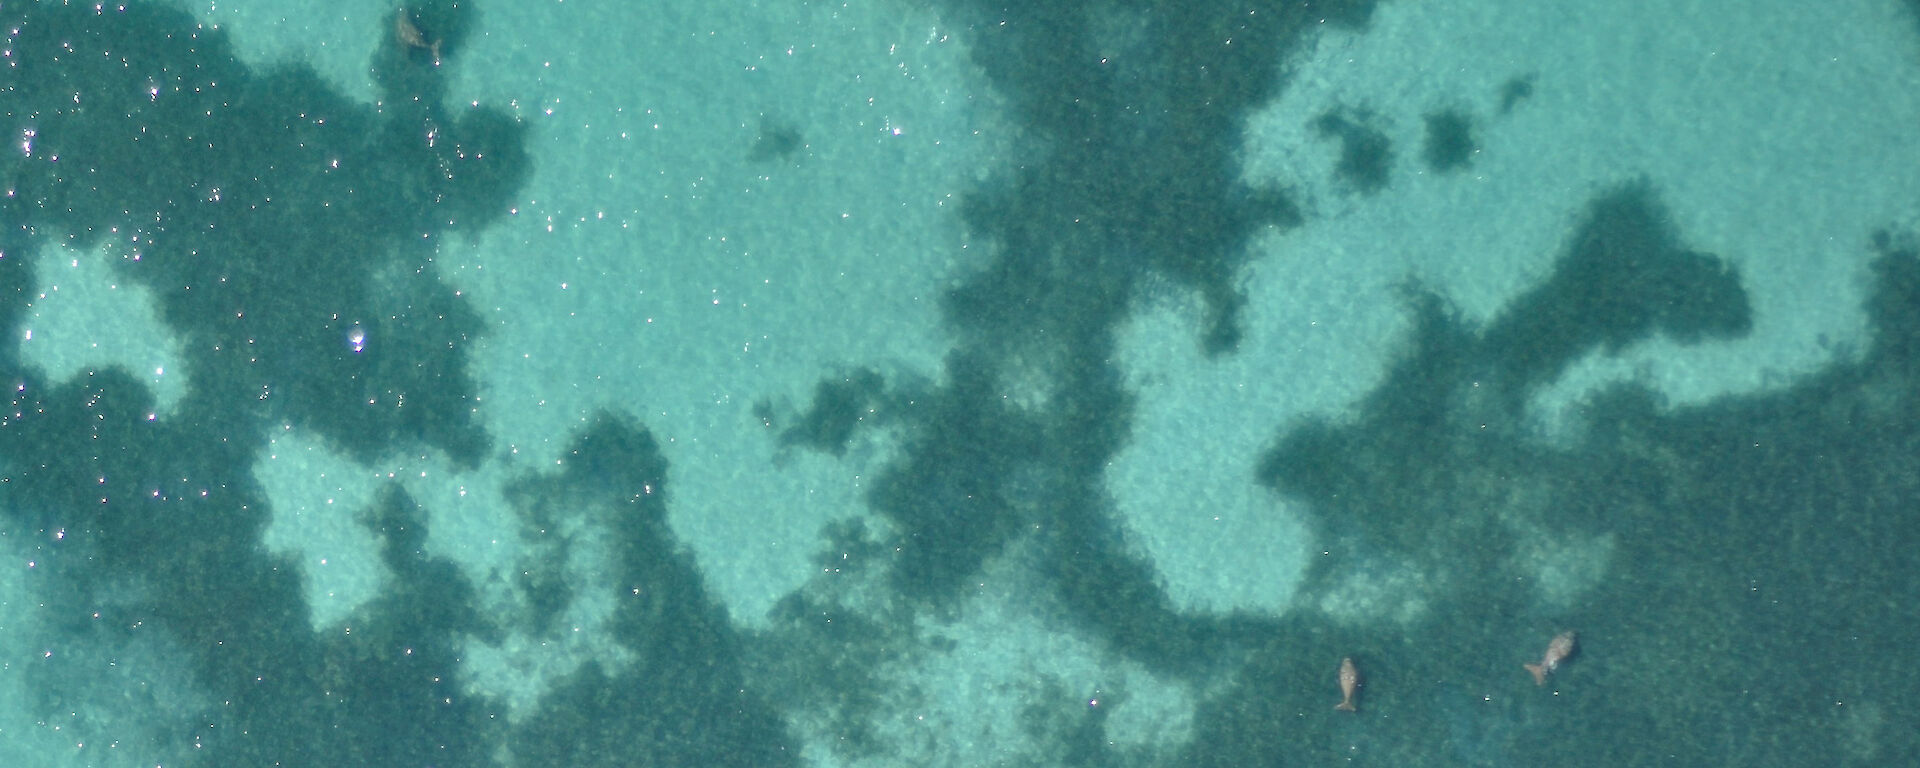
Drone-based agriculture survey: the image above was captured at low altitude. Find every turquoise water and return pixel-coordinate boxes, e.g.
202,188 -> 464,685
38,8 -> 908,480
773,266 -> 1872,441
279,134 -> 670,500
2,0 -> 1917,765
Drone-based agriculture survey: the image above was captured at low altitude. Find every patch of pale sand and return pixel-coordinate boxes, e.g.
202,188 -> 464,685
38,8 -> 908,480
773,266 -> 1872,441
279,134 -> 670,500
17,239 -> 186,415
784,543 -> 1196,767
253,426 -> 391,632
1242,0 -> 1917,443
1109,289 -> 1373,618
1311,555 -> 1431,626
1837,699 -> 1884,762
1510,530 -> 1616,609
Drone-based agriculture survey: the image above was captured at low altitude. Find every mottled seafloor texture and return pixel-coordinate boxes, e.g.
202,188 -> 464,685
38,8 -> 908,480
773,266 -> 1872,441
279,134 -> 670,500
4,1 -> 1920,766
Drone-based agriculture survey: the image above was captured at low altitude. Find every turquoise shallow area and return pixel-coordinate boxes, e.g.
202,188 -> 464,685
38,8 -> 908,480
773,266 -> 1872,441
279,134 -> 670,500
3,1 -> 1919,765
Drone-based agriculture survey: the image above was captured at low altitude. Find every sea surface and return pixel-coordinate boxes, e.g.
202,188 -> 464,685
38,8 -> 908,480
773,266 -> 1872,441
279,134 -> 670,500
2,0 -> 1918,765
